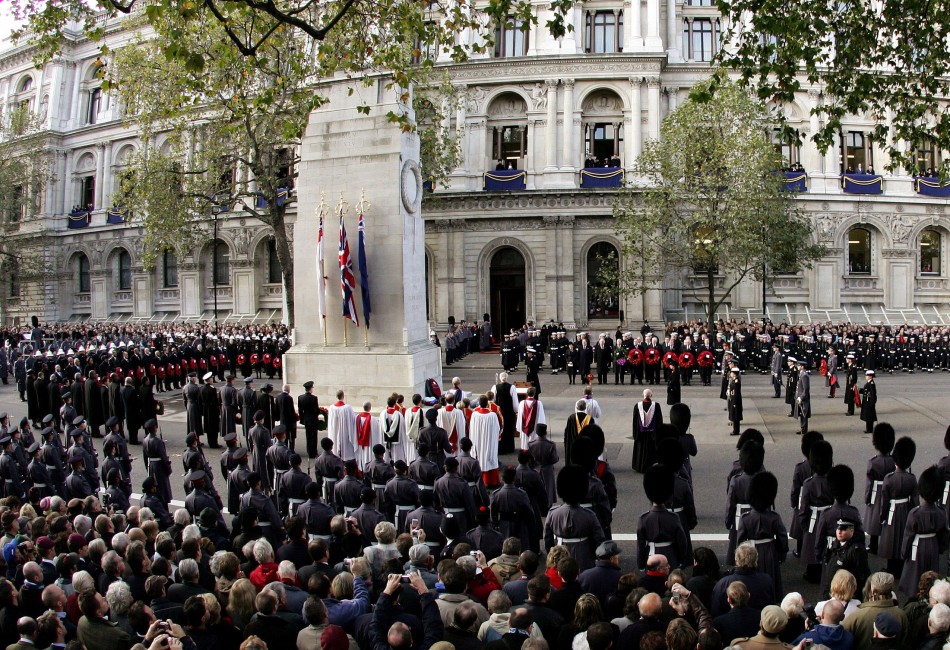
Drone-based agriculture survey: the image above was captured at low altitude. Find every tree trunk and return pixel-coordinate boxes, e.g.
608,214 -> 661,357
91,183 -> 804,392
706,267 -> 716,327
270,206 -> 295,328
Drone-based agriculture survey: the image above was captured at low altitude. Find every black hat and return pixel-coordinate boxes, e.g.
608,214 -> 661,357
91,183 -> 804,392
372,443 -> 386,456
444,457 -> 459,470
535,423 -> 548,437
290,453 -> 302,466
344,459 -> 359,475
669,403 -> 691,435
748,471 -> 778,511
253,410 -> 264,421
223,432 -> 237,443
425,408 -> 438,423
69,429 -> 84,439
26,442 -> 39,455
71,416 -> 85,426
739,441 -> 765,475
800,431 -> 824,458
40,427 -> 54,438
261,384 -> 273,394
582,424 -> 606,458
570,435 -> 597,472
41,414 -> 53,425
828,464 -> 855,502
892,436 -> 917,469
68,450 -> 84,464
736,428 -> 764,451
61,390 -> 72,400
234,447 -> 248,460
360,487 -> 375,503
656,438 -> 684,473
273,424 -> 287,436
440,513 -> 461,539
919,465 -> 942,504
186,469 -> 207,483
556,465 -> 589,505
142,477 -> 156,492
320,437 -> 334,451
873,423 -> 896,454
643,464 -> 675,505
105,416 -> 120,428
144,418 -> 158,431
809,440 -> 834,476
303,381 -> 314,389
246,472 -> 262,486
243,377 -> 254,384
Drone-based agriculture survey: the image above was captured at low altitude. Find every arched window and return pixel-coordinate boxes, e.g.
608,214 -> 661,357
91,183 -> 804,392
848,227 -> 871,275
213,241 -> 230,286
77,254 -> 90,293
117,250 -> 132,290
17,77 -> 33,93
163,250 -> 178,288
587,242 -> 620,319
921,230 -> 941,275
267,239 -> 281,284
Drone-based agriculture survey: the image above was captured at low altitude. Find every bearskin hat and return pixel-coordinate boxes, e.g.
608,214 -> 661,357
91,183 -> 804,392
739,441 -> 765,475
827,464 -> 855,503
809,440 -> 834,476
918,465 -> 942,505
643,464 -> 675,505
892,436 -> 917,470
873,423 -> 896,454
944,424 -> 950,452
581,424 -> 606,458
801,431 -> 824,459
571,435 -> 598,472
736,428 -> 765,451
669,403 -> 691,435
748,471 -> 778,512
655,423 -> 679,445
656,438 -> 685,473
557,464 -> 590,505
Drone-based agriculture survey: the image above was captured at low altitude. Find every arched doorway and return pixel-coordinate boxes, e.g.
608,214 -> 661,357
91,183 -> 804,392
490,247 -> 526,336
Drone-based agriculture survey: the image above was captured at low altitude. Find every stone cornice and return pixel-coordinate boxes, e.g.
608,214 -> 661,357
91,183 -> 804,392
423,189 -> 623,214
447,55 -> 666,84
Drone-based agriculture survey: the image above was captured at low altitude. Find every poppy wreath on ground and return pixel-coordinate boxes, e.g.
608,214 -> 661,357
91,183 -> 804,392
628,348 -> 644,365
679,351 -> 695,368
698,350 -> 715,367
662,351 -> 678,369
646,347 -> 661,365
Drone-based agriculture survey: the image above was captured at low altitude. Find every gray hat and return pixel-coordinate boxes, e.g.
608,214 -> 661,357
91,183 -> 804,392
595,540 -> 621,559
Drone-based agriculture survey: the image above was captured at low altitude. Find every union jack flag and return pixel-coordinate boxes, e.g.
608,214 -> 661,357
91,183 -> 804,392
339,214 -> 359,326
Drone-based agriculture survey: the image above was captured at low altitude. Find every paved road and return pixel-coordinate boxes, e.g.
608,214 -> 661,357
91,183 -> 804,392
1,353 -> 947,603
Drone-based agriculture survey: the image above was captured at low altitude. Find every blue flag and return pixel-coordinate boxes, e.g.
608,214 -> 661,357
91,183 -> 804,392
357,213 -> 371,328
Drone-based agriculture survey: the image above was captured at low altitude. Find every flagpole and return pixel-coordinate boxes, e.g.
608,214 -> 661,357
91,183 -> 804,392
323,320 -> 328,347
344,318 -> 348,347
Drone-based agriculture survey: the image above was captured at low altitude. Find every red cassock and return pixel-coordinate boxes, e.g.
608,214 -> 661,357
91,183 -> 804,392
167,363 -> 175,377
210,356 -> 218,367
199,358 -> 207,370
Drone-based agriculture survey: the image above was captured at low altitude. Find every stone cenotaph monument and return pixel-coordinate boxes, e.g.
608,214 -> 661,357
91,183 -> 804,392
284,81 -> 442,403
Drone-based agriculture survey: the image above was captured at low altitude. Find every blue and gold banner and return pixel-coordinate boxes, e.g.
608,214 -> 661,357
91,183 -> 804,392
841,173 -> 883,195
782,171 -> 808,192
67,209 -> 91,229
107,205 -> 128,224
915,176 -> 950,197
483,169 -> 526,191
255,187 -> 291,209
580,167 -> 624,188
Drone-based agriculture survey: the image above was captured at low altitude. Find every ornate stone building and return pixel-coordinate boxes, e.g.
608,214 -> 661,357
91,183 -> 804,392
1,2 -> 948,331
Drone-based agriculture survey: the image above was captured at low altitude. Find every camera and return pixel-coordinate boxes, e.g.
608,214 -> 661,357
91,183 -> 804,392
470,550 -> 479,557
411,529 -> 419,538
400,574 -> 412,583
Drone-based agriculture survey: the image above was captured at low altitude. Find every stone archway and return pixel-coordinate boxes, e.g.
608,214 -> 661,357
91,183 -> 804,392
489,246 -> 526,335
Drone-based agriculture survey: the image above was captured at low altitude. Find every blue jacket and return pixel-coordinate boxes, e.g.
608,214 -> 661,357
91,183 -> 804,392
794,624 -> 855,650
324,576 -> 370,633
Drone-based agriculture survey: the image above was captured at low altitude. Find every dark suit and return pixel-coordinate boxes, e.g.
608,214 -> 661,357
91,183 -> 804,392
276,391 -> 298,451
298,391 -> 319,458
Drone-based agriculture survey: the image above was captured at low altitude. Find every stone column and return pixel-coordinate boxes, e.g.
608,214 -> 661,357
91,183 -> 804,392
666,86 -> 678,116
882,249 -> 914,310
526,119 -> 537,189
230,258 -> 257,316
557,216 -> 577,326
178,262 -> 202,319
69,64 -> 82,129
62,150 -> 74,214
102,140 -> 114,209
627,77 -> 643,167
645,0 -> 662,49
666,0 -> 679,59
806,90 -> 822,174
626,0 -> 642,50
471,119 -> 487,176
543,216 -> 560,320
545,79 -> 558,170
454,85 -> 467,174
94,142 -> 105,210
647,77 -> 661,141
131,266 -> 154,318
561,79 -> 575,170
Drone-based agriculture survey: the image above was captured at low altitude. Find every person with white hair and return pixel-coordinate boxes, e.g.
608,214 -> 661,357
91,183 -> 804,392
168,559 -> 207,604
274,560 -> 308,614
920,603 -> 950,650
105,580 -> 135,637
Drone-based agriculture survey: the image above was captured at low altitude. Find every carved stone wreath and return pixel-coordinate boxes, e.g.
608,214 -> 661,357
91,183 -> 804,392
401,160 -> 422,214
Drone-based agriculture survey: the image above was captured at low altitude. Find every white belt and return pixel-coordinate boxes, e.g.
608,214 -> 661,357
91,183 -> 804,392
424,541 -> 441,548
146,458 -> 162,465
45,465 -> 56,471
750,538 -> 773,545
647,541 -> 672,555
809,505 -> 831,533
943,481 -> 950,507
275,469 -> 288,475
395,504 -> 415,511
870,480 -> 884,505
912,533 -> 937,560
445,507 -> 465,514
259,521 -> 272,527
419,485 -> 434,491
343,508 -> 355,517
734,503 -> 751,531
323,477 -> 339,484
466,481 -> 478,487
888,497 -> 910,525
670,507 -> 684,514
371,484 -> 387,490
556,536 -> 589,544
33,483 -> 47,488
580,502 -> 593,509
288,497 -> 305,509
308,533 -> 331,541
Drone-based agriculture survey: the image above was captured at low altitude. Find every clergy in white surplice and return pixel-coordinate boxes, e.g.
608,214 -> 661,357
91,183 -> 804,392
468,394 -> 501,488
403,394 -> 425,464
327,390 -> 358,462
437,393 -> 467,455
379,396 -> 408,463
516,387 -> 547,451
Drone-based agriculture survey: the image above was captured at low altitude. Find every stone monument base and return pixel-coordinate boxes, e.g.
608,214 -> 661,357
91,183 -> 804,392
284,342 -> 442,405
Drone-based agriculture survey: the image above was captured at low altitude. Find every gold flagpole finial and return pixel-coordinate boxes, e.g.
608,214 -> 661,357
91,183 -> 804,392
316,192 -> 330,220
355,188 -> 371,215
336,192 -> 349,217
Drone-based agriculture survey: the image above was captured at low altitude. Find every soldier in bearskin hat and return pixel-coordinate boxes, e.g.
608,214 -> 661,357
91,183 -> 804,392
865,422 -> 896,554
571,435 -> 613,538
737,471 -> 788,596
669,403 -> 697,486
878,435 -> 917,577
543,464 -> 605,571
937,425 -> 950,520
637,464 -> 690,570
655,437 -> 696,533
727,428 -> 766,488
797,439 -> 834,584
898,465 -> 948,597
789,431 -> 823,558
726,441 -> 765,564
